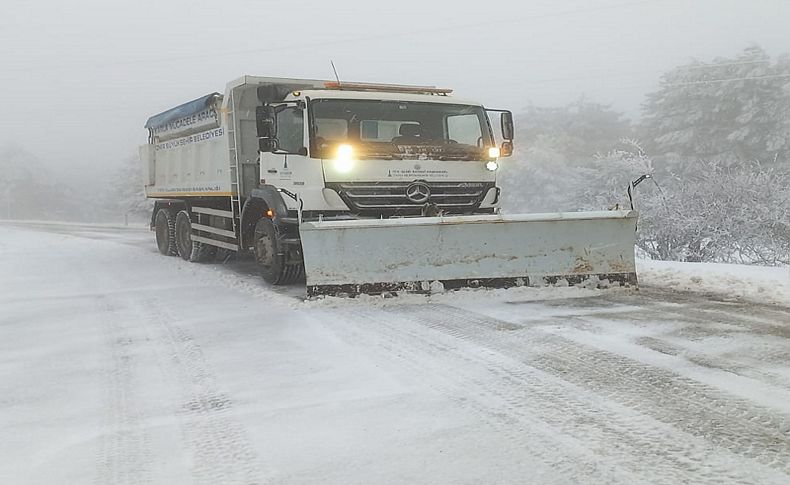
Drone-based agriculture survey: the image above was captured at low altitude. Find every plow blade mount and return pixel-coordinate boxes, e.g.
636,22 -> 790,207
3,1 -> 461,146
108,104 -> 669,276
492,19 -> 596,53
299,210 -> 639,296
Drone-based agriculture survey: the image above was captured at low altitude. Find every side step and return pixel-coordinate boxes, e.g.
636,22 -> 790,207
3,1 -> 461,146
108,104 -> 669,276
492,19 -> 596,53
192,206 -> 234,218
191,235 -> 239,251
190,206 -> 239,251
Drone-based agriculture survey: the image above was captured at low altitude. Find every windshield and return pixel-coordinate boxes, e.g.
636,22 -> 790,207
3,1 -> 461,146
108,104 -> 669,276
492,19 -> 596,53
309,99 -> 493,160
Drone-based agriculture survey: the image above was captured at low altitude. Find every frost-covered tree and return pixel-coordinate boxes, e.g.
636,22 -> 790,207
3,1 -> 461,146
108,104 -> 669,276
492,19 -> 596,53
639,160 -> 790,264
576,139 -> 655,211
106,155 -> 152,222
501,100 -> 632,213
585,142 -> 789,265
641,46 -> 790,170
0,143 -> 74,219
502,49 -> 790,265
0,144 -> 33,218
517,98 -> 632,163
499,134 -> 582,213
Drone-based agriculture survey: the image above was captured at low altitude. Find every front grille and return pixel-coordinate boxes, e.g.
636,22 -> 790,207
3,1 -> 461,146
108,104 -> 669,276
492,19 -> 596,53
327,181 -> 495,215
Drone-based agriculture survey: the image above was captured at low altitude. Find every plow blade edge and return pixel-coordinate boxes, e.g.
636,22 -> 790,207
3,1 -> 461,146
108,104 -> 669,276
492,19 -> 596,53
299,210 -> 639,296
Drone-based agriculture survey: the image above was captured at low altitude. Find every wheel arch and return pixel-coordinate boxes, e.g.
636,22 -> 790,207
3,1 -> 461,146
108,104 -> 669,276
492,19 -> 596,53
240,185 -> 289,248
150,199 -> 187,229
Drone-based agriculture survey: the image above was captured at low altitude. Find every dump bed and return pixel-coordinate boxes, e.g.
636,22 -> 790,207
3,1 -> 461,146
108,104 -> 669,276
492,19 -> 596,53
140,76 -> 331,200
140,93 -> 233,198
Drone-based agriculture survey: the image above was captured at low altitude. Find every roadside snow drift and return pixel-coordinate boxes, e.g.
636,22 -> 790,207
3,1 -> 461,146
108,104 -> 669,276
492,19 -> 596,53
638,259 -> 790,306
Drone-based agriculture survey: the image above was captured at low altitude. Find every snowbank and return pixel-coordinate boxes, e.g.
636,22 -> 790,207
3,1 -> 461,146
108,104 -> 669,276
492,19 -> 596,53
638,259 -> 790,306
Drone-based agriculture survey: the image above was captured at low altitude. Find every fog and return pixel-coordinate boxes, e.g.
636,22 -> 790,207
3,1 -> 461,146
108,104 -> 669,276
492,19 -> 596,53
2,0 -> 788,171
1,0 -> 789,229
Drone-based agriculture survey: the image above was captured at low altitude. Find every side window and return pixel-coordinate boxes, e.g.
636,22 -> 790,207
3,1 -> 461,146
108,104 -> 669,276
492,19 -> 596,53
276,107 -> 304,153
446,114 -> 483,146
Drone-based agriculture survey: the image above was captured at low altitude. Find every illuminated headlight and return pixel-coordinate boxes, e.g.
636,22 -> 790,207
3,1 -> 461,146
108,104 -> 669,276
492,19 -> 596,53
485,161 -> 499,171
488,147 -> 501,159
333,144 -> 354,172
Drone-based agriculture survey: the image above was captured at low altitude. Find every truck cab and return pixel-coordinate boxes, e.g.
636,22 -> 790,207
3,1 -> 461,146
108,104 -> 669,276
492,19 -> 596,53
255,82 -> 514,220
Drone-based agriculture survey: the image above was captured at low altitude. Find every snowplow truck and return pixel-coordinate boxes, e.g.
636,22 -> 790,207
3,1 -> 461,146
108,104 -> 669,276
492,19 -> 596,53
141,76 -> 638,296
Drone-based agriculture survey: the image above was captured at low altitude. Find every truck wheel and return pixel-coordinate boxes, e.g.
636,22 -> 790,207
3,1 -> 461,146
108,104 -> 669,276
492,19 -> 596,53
175,210 -> 216,262
253,217 -> 301,285
154,208 -> 177,256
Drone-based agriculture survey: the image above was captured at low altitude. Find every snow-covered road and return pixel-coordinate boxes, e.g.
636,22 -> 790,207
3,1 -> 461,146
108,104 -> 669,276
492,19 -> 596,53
2,222 -> 790,484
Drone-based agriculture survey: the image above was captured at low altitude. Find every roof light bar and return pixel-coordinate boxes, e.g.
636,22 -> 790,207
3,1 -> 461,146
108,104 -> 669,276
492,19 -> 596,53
323,81 -> 453,95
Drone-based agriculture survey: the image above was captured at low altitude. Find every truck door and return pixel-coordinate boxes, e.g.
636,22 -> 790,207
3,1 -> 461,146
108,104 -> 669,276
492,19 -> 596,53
259,105 -> 309,201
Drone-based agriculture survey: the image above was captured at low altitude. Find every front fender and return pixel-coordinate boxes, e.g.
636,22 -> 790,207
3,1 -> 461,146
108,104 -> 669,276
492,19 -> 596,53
245,185 -> 289,222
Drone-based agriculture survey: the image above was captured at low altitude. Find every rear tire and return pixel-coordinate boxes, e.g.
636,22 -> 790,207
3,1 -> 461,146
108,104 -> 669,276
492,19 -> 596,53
154,208 -> 177,256
253,217 -> 301,285
175,210 -> 216,262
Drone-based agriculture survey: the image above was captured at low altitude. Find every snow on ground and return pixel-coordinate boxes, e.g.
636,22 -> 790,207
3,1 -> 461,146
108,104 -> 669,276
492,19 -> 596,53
2,222 -> 790,484
638,258 -> 790,306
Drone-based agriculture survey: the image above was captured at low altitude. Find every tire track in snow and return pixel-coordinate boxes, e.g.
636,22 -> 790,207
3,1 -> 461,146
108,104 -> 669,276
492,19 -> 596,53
636,336 -> 790,391
329,305 -> 789,484
327,306 -> 620,485
584,289 -> 790,340
94,294 -> 154,485
75,225 -> 272,483
533,291 -> 790,390
89,249 -> 270,482
397,304 -> 790,477
140,294 -> 269,485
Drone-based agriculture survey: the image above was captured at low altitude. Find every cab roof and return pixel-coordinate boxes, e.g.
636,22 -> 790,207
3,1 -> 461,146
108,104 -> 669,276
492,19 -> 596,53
288,88 -> 482,106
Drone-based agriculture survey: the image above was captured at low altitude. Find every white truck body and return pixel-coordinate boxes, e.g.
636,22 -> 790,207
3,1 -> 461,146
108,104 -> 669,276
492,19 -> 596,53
141,93 -> 229,197
141,76 -> 638,296
141,77 -> 500,212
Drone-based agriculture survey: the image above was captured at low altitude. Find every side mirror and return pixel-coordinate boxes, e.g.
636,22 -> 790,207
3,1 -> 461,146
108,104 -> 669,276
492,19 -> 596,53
501,111 -> 514,141
500,141 -> 513,157
256,106 -> 277,139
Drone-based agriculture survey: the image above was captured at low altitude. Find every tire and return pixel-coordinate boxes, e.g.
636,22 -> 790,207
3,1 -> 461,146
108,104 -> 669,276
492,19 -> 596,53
175,210 -> 216,262
154,208 -> 177,256
253,217 -> 302,285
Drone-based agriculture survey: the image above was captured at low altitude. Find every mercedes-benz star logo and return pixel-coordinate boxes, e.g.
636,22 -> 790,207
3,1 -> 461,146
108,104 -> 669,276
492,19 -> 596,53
405,182 -> 431,204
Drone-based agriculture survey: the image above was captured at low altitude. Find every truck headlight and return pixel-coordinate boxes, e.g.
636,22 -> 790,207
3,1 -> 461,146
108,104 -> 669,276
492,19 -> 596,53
334,144 -> 354,172
488,147 -> 501,159
486,161 -> 499,171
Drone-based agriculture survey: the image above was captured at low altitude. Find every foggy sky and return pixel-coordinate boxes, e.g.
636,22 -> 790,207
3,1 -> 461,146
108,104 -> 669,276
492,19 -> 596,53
2,0 -> 789,183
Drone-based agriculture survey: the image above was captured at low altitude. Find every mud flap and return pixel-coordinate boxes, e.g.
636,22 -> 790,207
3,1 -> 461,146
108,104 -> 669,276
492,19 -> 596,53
299,210 -> 639,296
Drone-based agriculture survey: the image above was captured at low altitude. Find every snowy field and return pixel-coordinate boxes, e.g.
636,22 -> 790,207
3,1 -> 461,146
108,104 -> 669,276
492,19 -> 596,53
2,221 -> 790,484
